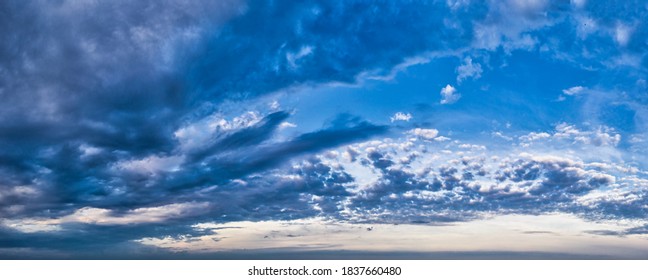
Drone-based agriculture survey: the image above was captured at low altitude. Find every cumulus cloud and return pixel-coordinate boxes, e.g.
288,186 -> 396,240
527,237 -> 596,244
440,84 -> 461,104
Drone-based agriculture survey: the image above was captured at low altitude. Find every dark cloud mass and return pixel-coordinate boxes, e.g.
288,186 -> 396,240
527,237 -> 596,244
0,2 -> 419,212
0,0 -> 446,256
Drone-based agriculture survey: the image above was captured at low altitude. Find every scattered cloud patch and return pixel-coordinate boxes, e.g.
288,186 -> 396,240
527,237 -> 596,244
390,112 -> 413,123
456,57 -> 483,83
440,84 -> 461,104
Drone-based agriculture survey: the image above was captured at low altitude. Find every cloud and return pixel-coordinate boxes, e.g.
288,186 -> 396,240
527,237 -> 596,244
390,112 -> 412,123
440,84 -> 461,104
1,120 -> 647,257
554,123 -> 621,146
1,1 -> 429,236
185,1 -> 463,99
614,23 -> 633,47
518,123 -> 621,149
286,45 -> 315,70
4,202 -> 210,231
408,128 -> 440,140
247,124 -> 641,226
59,203 -> 210,225
471,0 -> 551,51
573,15 -> 598,39
0,0 -> 455,220
2,0 -> 648,258
446,0 -> 471,11
174,111 -> 264,152
456,57 -> 483,82
562,86 -> 586,96
116,155 -> 184,175
519,132 -> 551,142
571,0 -> 587,9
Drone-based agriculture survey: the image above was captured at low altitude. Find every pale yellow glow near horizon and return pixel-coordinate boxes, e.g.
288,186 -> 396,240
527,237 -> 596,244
137,213 -> 648,258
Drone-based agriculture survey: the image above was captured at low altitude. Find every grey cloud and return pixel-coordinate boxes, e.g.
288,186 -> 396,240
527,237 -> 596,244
2,0 -> 413,223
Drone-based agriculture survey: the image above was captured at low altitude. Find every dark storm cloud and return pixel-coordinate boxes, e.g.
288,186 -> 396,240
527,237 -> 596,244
0,0 -> 243,218
1,0 -> 432,219
1,0 -> 438,256
0,0 -> 243,152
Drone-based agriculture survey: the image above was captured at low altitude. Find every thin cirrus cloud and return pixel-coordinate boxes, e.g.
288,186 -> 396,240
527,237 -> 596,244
1,0 -> 648,259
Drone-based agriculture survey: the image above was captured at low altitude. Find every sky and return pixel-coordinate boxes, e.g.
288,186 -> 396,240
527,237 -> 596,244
1,0 -> 648,259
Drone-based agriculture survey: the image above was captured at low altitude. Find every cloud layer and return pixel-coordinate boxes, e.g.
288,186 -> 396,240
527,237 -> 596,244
1,0 -> 648,258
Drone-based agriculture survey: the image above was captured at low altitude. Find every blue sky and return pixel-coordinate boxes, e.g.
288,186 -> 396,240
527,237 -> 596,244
1,0 -> 648,259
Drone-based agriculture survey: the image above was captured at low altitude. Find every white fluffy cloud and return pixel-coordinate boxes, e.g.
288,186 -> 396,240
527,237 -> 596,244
440,84 -> 461,104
